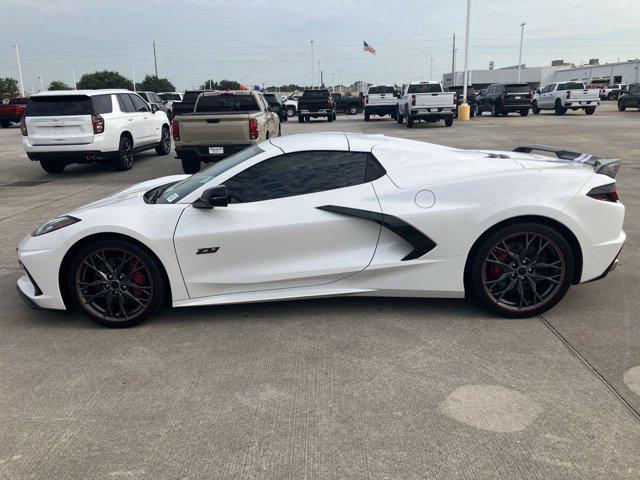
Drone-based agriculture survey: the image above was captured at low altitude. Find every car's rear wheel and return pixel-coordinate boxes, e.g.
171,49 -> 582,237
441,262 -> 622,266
406,115 -> 414,128
491,103 -> 500,117
554,100 -> 567,115
155,126 -> 171,156
297,115 -> 304,123
519,109 -> 529,116
113,136 -> 134,171
396,108 -> 404,123
444,115 -> 454,127
364,111 -> 370,121
40,158 -> 66,174
532,101 -> 540,114
68,239 -> 166,327
349,106 -> 358,115
181,156 -> 201,174
471,223 -> 574,318
327,114 -> 333,122
584,106 -> 596,115
618,102 -> 626,111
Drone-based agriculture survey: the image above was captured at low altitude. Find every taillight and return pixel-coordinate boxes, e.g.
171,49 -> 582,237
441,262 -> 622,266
587,183 -> 618,202
249,118 -> 259,140
364,96 -> 369,104
171,120 -> 180,141
326,98 -> 333,108
411,94 -> 416,106
20,117 -> 27,136
91,114 -> 104,134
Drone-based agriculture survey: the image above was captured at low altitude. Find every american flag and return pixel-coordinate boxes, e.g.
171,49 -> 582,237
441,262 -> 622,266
363,41 -> 376,55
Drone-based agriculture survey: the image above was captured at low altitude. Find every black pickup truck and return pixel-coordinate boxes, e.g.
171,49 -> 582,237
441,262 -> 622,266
171,90 -> 204,117
331,93 -> 363,115
297,89 -> 336,122
447,85 -> 477,118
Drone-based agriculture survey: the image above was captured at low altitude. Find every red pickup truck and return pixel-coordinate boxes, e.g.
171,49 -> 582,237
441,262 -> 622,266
0,97 -> 28,128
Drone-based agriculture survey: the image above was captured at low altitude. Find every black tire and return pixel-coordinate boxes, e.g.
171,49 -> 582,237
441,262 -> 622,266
40,158 -> 66,174
519,109 -> 529,117
607,92 -> 615,101
477,108 -> 483,116
286,107 -> 296,117
67,238 -> 166,328
305,116 -> 310,122
181,156 -> 201,174
532,101 -> 540,114
444,115 -> 454,127
349,106 -> 358,115
618,102 -> 626,112
491,103 -> 500,117
470,222 -> 574,318
0,120 -> 10,128
155,126 -> 171,156
364,110 -> 370,121
406,115 -> 414,128
584,107 -> 596,115
554,100 -> 566,116
113,136 -> 134,171
327,114 -> 333,123
278,123 -> 282,136
298,115 -> 304,123
470,108 -> 475,118
396,108 -> 404,124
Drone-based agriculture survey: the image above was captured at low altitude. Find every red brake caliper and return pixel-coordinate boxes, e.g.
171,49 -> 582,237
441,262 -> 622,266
129,259 -> 146,297
490,251 -> 508,279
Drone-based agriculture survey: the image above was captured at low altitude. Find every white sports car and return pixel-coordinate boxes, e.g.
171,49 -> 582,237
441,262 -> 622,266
17,133 -> 625,327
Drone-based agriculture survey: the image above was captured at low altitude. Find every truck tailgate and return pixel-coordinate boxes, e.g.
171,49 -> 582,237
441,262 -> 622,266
368,94 -> 395,106
178,114 -> 252,145
568,89 -> 600,102
415,92 -> 455,108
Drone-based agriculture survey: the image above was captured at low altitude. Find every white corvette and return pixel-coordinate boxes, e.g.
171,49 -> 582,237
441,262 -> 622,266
17,133 -> 625,327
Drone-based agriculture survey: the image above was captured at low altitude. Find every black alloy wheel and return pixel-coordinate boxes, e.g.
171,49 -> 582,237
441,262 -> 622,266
471,224 -> 574,317
70,241 -> 165,327
113,136 -> 134,171
155,126 -> 171,155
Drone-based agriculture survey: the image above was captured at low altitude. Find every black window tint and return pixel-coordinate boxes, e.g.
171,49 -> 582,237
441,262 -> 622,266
117,93 -> 135,113
364,156 -> 386,182
9,97 -> 28,104
26,95 -> 92,116
225,151 -> 368,203
138,92 -> 150,101
183,91 -> 203,102
130,94 -> 149,112
196,95 -> 259,113
368,86 -> 395,94
91,94 -> 113,114
407,83 -> 443,94
504,84 -> 529,93
301,89 -> 330,98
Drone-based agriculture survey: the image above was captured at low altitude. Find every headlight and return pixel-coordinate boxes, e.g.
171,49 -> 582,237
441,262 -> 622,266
32,216 -> 80,237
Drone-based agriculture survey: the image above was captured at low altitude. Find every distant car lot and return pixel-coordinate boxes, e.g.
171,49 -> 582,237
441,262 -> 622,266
1,102 -> 640,478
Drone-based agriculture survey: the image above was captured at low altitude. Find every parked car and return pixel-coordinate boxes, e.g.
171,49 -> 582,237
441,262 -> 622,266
477,83 -> 532,117
263,92 -> 288,122
532,82 -> 599,115
0,97 -> 28,128
16,133 -> 625,327
297,89 -> 336,122
396,81 -> 455,127
363,85 -> 397,120
21,90 -> 171,173
158,92 -> 183,109
447,85 -> 477,118
332,92 -> 363,115
172,90 -> 280,174
137,91 -> 173,120
172,90 -> 204,117
283,91 -> 301,118
600,84 -> 628,101
617,83 -> 640,111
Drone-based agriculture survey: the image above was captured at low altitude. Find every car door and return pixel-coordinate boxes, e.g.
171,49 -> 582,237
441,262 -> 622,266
540,84 -> 553,108
173,150 -> 383,299
116,93 -> 144,143
129,93 -> 156,144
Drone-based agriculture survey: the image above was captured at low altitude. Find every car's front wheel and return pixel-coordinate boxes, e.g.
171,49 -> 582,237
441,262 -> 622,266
470,223 -> 574,317
113,136 -> 134,171
68,239 -> 166,327
532,101 -> 540,114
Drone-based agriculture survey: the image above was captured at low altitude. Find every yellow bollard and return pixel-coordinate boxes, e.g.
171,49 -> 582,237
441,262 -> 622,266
458,103 -> 471,121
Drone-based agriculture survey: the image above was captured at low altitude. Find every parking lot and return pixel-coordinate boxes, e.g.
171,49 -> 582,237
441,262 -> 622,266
1,102 -> 639,479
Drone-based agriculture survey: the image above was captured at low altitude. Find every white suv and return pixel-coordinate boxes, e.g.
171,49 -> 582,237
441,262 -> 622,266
22,89 -> 171,173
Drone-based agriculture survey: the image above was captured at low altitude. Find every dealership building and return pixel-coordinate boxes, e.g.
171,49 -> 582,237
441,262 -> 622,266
443,59 -> 640,89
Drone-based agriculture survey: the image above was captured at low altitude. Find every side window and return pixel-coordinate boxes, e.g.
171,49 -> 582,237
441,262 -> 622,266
117,93 -> 135,113
630,85 -> 640,94
130,94 -> 150,112
224,151 -> 369,203
91,94 -> 113,114
152,93 -> 162,103
557,84 -> 566,91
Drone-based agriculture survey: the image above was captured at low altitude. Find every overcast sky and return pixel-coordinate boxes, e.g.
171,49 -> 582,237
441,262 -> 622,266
2,0 -> 639,91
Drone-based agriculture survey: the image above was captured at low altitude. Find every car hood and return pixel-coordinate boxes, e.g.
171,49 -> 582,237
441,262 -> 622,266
70,175 -> 189,213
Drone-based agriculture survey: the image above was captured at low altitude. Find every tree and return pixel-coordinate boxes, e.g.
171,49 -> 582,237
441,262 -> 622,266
0,77 -> 19,99
48,80 -> 71,91
77,70 -> 133,90
135,74 -> 175,93
198,79 -> 242,90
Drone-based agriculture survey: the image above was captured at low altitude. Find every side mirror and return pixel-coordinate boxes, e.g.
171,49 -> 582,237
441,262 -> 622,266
151,104 -> 159,113
536,89 -> 541,94
193,185 -> 229,209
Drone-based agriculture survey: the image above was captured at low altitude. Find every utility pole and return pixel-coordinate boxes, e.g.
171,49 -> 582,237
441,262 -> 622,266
462,0 -> 471,103
131,66 -> 136,91
517,22 -> 526,83
430,58 -> 433,80
38,75 -> 44,92
310,40 -> 314,88
72,67 -> 77,90
451,33 -> 457,82
153,40 -> 158,77
332,73 -> 335,93
14,44 -> 25,96
318,61 -> 322,87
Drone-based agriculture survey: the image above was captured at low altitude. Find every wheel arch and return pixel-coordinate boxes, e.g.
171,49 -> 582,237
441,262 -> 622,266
463,214 -> 583,294
120,130 -> 134,147
58,232 -> 173,311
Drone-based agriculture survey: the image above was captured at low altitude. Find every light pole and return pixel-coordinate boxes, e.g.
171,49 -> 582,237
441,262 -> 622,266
14,44 -> 25,96
430,58 -> 433,80
38,75 -> 44,92
310,40 -> 314,88
72,67 -> 77,90
131,66 -> 136,92
517,22 -> 526,83
462,0 -> 471,103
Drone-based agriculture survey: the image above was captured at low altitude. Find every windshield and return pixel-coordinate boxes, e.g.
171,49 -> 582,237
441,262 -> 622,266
368,86 -> 395,94
196,95 -> 259,112
156,145 -> 264,204
558,82 -> 584,90
504,84 -> 530,93
302,90 -> 329,98
26,95 -> 94,116
263,94 -> 280,106
159,93 -> 181,101
183,91 -> 203,102
407,83 -> 442,93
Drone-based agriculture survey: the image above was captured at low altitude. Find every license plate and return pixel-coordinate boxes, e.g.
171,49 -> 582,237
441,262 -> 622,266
514,96 -> 521,100
430,108 -> 439,112
208,147 -> 224,155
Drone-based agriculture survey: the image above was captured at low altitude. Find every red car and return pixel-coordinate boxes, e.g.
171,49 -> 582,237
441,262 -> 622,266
0,97 -> 28,128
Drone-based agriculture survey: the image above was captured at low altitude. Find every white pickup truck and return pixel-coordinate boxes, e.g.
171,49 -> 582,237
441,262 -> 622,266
532,82 -> 599,115
396,81 -> 455,127
364,85 -> 398,121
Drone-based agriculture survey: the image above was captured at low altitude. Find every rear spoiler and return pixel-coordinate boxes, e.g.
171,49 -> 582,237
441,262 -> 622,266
513,144 -> 620,178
